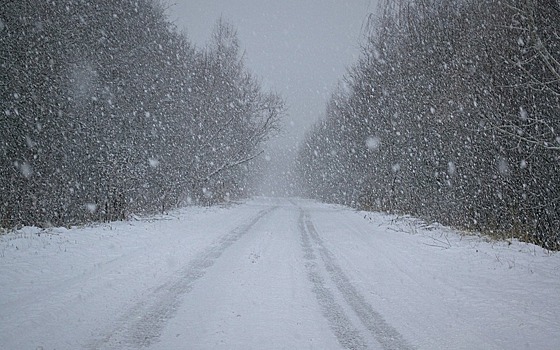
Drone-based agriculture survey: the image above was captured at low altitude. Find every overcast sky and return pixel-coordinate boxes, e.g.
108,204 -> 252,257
166,0 -> 376,150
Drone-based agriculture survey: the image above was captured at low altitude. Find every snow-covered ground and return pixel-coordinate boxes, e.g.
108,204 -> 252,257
1,197 -> 558,349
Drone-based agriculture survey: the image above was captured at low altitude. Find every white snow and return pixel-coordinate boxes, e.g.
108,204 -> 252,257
1,197 -> 558,349
498,157 -> 510,175
447,161 -> 456,175
18,161 -> 33,178
519,106 -> 528,120
366,136 -> 381,151
148,158 -> 160,168
85,203 -> 98,213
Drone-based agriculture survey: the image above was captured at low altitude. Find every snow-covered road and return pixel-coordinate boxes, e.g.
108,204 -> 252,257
1,198 -> 559,349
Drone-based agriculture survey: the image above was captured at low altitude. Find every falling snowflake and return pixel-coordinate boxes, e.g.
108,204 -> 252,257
202,187 -> 213,198
447,161 -> 456,176
25,135 -> 36,149
85,203 -> 97,213
497,157 -> 509,175
148,158 -> 160,168
519,107 -> 528,121
19,162 -> 33,179
366,136 -> 381,151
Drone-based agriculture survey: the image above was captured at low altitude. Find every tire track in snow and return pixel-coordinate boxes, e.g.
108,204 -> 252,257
298,211 -> 368,350
299,208 -> 415,350
87,205 -> 277,350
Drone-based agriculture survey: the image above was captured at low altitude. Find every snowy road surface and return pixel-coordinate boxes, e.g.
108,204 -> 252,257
1,197 -> 559,349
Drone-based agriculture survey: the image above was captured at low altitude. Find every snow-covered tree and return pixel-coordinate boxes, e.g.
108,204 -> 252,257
1,1 -> 283,227
296,0 -> 559,249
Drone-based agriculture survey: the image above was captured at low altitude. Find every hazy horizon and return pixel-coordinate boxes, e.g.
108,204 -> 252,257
166,0 -> 376,149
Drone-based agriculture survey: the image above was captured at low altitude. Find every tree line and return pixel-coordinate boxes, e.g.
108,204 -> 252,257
1,0 -> 283,227
296,0 -> 559,249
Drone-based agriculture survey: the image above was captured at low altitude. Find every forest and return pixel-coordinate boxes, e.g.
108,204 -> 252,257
2,0 -> 559,250
296,0 -> 559,249
1,0 -> 283,227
